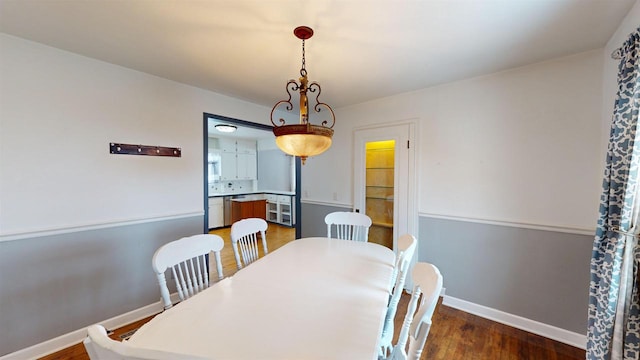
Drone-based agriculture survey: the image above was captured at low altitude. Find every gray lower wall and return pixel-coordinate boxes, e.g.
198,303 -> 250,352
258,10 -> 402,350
300,202 -> 351,238
419,216 -> 592,334
2,206 -> 593,355
0,215 -> 202,356
301,202 -> 592,335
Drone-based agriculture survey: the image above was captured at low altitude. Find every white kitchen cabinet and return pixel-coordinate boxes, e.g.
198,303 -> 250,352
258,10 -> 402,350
208,197 -> 224,228
219,138 -> 237,153
237,153 -> 257,180
216,138 -> 257,181
236,139 -> 257,154
278,195 -> 293,226
220,152 -> 237,181
265,194 -> 293,226
266,201 -> 278,223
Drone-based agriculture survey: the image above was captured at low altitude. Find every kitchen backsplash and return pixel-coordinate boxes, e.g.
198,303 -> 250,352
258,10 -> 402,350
209,180 -> 257,194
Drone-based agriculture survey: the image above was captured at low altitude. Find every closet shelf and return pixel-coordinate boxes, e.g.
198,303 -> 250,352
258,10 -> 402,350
366,196 -> 394,200
372,221 -> 394,228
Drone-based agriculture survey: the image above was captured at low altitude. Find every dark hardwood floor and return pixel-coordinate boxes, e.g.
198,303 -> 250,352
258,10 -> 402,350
397,296 -> 585,359
40,224 -> 585,359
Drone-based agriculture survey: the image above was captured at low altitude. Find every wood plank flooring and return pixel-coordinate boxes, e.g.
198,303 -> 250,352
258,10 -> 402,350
392,295 -> 585,360
210,222 -> 296,278
39,224 -> 585,359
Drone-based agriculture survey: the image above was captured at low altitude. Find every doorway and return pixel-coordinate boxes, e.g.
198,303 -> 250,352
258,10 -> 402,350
208,222 -> 295,278
353,122 -> 417,252
202,113 -> 302,240
363,140 -> 396,248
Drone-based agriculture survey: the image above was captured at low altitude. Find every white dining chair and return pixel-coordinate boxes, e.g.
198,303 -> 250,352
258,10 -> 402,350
380,234 -> 417,357
324,211 -> 372,242
389,234 -> 417,294
379,252 -> 410,358
84,324 -> 208,360
387,262 -> 443,360
152,234 -> 224,310
231,217 -> 268,270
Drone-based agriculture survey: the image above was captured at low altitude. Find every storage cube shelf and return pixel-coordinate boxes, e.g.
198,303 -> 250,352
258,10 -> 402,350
267,202 -> 279,223
265,194 -> 293,227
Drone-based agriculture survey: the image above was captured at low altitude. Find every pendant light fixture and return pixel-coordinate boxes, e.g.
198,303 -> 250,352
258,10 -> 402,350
271,26 -> 335,165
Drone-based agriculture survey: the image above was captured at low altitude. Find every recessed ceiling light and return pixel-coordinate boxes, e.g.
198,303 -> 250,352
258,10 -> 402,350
215,124 -> 237,133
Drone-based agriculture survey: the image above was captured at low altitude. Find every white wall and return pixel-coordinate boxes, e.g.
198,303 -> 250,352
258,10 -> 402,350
601,0 -> 640,152
305,49 -> 604,232
0,34 -> 272,238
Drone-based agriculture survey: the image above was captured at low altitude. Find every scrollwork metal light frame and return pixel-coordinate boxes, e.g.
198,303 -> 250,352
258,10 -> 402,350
271,26 -> 335,164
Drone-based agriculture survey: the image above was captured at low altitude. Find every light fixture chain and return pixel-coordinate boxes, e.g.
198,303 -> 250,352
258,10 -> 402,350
300,39 -> 307,77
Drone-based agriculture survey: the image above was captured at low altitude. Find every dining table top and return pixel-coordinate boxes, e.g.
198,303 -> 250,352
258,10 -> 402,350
127,236 -> 395,360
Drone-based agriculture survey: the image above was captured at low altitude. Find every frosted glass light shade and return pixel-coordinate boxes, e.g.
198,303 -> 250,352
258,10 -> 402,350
273,124 -> 333,164
215,124 -> 237,133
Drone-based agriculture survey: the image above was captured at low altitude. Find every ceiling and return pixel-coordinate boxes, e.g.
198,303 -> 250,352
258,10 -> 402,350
207,117 -> 273,140
0,1 -> 635,109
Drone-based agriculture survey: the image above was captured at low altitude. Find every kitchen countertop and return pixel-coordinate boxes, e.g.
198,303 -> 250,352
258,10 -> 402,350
231,197 -> 268,202
209,190 -> 295,198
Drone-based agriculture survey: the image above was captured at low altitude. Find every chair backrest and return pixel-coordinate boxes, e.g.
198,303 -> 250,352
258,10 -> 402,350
152,234 -> 224,310
324,211 -> 372,242
230,217 -> 268,270
389,234 -> 417,293
84,324 -> 207,360
379,252 -> 410,357
390,262 -> 443,360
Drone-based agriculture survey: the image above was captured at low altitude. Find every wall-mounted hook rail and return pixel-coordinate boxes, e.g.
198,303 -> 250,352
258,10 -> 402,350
109,143 -> 181,157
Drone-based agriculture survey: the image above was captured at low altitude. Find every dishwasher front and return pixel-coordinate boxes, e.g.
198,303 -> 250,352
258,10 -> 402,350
223,196 -> 233,226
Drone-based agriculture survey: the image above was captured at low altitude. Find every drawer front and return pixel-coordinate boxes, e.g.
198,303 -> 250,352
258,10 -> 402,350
266,194 -> 277,202
277,195 -> 291,204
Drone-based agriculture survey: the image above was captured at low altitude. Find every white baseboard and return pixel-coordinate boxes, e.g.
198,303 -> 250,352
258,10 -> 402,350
442,295 -> 587,350
0,293 -> 179,360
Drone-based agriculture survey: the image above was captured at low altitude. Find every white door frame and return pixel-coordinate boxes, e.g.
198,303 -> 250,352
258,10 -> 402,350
353,120 -> 418,253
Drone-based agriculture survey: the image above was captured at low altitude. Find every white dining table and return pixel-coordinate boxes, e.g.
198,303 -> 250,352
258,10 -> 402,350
127,237 -> 395,360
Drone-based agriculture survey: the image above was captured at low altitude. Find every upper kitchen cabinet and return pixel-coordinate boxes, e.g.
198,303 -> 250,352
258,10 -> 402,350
210,137 -> 257,181
237,153 -> 257,180
220,151 -> 237,181
219,138 -> 237,153
236,139 -> 256,154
